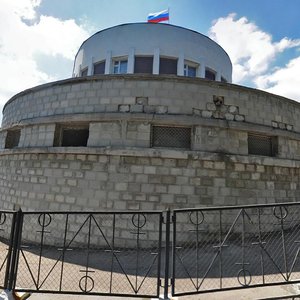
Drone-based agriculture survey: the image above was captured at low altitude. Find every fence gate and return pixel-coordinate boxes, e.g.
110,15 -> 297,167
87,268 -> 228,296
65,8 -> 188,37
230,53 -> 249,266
1,210 -> 164,298
171,203 -> 300,297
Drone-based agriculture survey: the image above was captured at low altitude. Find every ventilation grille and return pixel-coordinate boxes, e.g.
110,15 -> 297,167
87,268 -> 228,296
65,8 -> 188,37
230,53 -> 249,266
151,126 -> 191,149
248,133 -> 276,156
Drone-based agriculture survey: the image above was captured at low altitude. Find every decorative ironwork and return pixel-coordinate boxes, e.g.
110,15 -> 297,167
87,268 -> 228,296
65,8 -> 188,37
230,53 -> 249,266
12,211 -> 162,298
2,203 -> 300,298
0,213 -> 7,226
172,203 -> 300,297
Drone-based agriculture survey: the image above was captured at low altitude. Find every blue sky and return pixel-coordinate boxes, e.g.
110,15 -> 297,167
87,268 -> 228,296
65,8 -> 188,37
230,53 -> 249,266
0,0 -> 300,118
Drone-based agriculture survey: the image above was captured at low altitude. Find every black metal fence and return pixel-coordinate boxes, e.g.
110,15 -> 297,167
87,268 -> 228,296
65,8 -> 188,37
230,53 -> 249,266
172,203 -> 300,297
2,210 -> 164,298
1,203 -> 300,298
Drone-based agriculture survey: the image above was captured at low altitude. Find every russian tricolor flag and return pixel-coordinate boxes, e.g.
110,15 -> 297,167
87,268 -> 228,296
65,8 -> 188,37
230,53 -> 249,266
147,9 -> 169,23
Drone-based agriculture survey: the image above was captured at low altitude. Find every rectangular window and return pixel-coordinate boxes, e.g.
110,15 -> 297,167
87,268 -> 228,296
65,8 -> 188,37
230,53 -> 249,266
93,61 -> 105,75
159,57 -> 177,75
134,56 -> 153,74
54,125 -> 89,147
81,68 -> 88,77
113,60 -> 128,74
184,64 -> 197,77
5,129 -> 20,149
248,133 -> 277,156
151,126 -> 191,149
205,68 -> 216,80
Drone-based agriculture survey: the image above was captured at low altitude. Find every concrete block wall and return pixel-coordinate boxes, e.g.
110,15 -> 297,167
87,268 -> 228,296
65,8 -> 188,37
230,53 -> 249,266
0,150 -> 299,213
88,121 -> 150,148
2,76 -> 300,133
278,136 -> 300,160
0,131 -> 7,149
19,124 -> 56,147
88,122 -> 122,147
125,122 -> 150,147
193,126 -> 248,155
0,148 -> 299,246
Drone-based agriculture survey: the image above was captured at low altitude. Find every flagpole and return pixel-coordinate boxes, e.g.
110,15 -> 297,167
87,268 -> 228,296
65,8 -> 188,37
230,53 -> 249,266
168,7 -> 170,24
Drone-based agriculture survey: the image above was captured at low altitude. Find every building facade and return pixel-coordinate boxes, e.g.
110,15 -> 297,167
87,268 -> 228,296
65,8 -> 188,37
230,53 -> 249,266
0,23 -> 300,214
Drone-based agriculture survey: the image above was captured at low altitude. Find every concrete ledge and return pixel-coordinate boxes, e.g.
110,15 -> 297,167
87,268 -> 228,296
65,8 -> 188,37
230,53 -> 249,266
1,146 -> 300,168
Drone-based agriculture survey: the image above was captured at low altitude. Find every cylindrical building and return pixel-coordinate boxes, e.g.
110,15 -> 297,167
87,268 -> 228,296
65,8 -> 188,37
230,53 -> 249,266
72,23 -> 232,82
1,23 -> 300,214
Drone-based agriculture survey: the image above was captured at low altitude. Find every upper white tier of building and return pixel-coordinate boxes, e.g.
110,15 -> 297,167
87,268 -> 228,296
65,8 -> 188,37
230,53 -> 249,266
73,23 -> 232,82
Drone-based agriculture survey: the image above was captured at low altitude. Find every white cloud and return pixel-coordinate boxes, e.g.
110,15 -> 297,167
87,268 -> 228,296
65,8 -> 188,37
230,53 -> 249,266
209,13 -> 300,85
255,57 -> 300,101
0,0 -> 90,115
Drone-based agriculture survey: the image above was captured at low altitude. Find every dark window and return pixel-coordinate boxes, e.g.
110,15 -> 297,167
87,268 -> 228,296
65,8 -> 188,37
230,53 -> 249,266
159,58 -> 177,75
93,61 -> 105,75
205,69 -> 216,80
248,133 -> 277,156
151,126 -> 191,149
134,56 -> 153,74
5,129 -> 20,149
81,68 -> 88,77
221,77 -> 227,83
54,125 -> 89,147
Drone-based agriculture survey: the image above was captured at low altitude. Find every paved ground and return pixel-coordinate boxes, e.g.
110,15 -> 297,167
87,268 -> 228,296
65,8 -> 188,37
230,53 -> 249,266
19,284 -> 300,299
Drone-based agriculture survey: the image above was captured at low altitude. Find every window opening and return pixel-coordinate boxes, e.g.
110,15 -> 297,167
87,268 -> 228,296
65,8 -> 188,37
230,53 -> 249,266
205,69 -> 216,80
184,64 -> 196,77
151,126 -> 191,149
54,125 -> 89,147
248,133 -> 277,156
5,129 -> 20,149
93,61 -> 105,75
159,58 -> 177,75
134,56 -> 153,74
81,68 -> 88,77
113,60 -> 128,74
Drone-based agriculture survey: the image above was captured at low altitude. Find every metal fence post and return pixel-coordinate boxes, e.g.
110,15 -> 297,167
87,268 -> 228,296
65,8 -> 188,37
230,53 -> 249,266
4,211 -> 17,289
7,208 -> 23,291
163,209 -> 171,299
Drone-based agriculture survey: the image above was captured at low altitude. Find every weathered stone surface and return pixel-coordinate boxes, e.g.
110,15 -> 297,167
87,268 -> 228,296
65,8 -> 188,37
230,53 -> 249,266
224,113 -> 234,121
136,97 -> 148,105
130,104 -> 143,113
206,103 -> 216,111
235,114 -> 245,122
155,105 -> 168,114
201,110 -> 213,118
228,105 -> 238,114
119,104 -> 130,112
